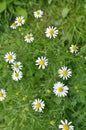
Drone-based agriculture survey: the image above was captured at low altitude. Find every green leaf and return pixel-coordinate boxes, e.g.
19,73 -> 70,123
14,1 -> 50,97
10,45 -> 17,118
62,8 -> 69,18
0,0 -> 6,13
15,7 -> 27,20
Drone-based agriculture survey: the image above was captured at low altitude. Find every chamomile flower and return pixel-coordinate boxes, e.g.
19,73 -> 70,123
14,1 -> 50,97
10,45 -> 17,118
15,16 -> 25,26
4,52 -> 16,63
32,99 -> 45,112
10,22 -> 17,29
34,10 -> 43,18
12,70 -> 23,81
69,45 -> 78,53
35,56 -> 48,69
59,119 -> 74,130
53,82 -> 69,97
58,66 -> 72,80
0,89 -> 6,101
45,26 -> 58,38
11,61 -> 23,71
24,33 -> 34,43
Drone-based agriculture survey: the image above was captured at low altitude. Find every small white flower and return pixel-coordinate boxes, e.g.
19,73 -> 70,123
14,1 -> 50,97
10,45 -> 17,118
34,10 -> 43,18
15,16 -> 25,26
0,89 -> 6,101
69,45 -> 78,53
53,82 -> 69,97
58,66 -> 72,80
12,70 -> 23,81
32,99 -> 45,112
45,26 -> 58,38
11,61 -> 23,71
24,33 -> 34,43
35,56 -> 48,69
10,22 -> 17,29
59,119 -> 74,130
4,52 -> 16,63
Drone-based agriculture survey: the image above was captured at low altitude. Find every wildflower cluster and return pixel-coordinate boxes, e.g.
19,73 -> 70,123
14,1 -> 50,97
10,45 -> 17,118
3,9 -> 80,129
4,52 -> 23,81
10,16 -> 25,29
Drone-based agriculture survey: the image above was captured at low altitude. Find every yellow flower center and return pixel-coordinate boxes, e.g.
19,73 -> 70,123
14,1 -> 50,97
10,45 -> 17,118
72,45 -> 77,51
8,55 -> 13,60
49,29 -> 54,35
62,70 -> 68,76
36,103 -> 41,108
0,93 -> 3,97
39,60 -> 45,65
63,124 -> 69,130
12,23 -> 16,27
36,11 -> 40,15
58,87 -> 63,92
14,64 -> 19,68
15,73 -> 19,77
27,35 -> 31,39
18,18 -> 22,23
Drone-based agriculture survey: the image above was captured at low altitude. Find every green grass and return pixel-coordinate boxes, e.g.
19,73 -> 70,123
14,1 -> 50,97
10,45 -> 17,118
0,0 -> 86,130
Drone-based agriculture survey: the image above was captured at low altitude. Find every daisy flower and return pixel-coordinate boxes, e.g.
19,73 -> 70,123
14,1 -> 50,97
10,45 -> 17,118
34,10 -> 43,18
15,16 -> 25,26
4,52 -> 16,63
24,33 -> 34,43
35,56 -> 48,69
0,89 -> 6,101
59,119 -> 74,130
11,61 -> 23,71
32,99 -> 45,112
12,70 -> 23,81
69,45 -> 78,53
58,66 -> 72,80
10,22 -> 17,29
45,26 -> 58,38
53,82 -> 69,97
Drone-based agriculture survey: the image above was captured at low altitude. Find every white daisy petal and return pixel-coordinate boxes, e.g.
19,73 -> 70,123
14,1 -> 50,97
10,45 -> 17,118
4,52 -> 16,63
15,16 -> 25,26
34,10 -> 43,18
45,26 -> 58,38
32,99 -> 45,112
12,70 -> 23,81
68,122 -> 72,125
61,120 -> 65,124
59,119 -> 74,130
10,22 -> 17,29
35,56 -> 48,69
53,82 -> 69,97
0,89 -> 6,101
65,119 -> 68,124
11,61 -> 23,71
59,125 -> 63,129
24,33 -> 34,43
69,44 -> 78,53
58,66 -> 72,80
